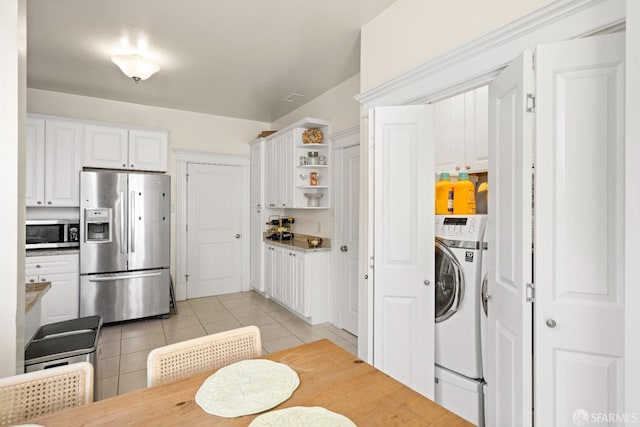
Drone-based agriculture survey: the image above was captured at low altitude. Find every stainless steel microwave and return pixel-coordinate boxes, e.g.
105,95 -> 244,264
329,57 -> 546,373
26,220 -> 80,249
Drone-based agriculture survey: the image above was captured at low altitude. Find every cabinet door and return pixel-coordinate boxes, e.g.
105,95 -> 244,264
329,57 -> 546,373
83,124 -> 129,169
434,94 -> 464,175
272,246 -> 284,302
282,251 -> 294,307
291,251 -> 308,317
45,119 -> 82,207
40,272 -> 80,324
281,130 -> 294,208
264,246 -> 274,296
272,135 -> 285,208
25,117 -> 45,207
264,138 -> 277,208
128,129 -> 168,172
463,86 -> 489,172
251,208 -> 264,292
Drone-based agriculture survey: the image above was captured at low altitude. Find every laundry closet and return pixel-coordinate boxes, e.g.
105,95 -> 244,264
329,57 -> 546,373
357,1 -> 632,426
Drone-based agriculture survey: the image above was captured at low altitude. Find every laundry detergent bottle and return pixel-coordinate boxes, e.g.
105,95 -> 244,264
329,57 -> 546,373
453,172 -> 476,214
435,173 -> 454,214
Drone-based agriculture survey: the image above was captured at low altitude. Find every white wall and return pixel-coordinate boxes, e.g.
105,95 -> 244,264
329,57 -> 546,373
360,0 -> 552,92
0,0 -> 26,376
27,88 -> 269,285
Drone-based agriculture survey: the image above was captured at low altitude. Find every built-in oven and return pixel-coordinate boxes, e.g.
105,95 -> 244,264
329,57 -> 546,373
26,220 -> 80,249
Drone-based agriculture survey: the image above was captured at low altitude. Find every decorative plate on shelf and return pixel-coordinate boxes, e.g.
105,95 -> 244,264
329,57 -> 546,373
195,359 -> 300,418
302,128 -> 323,144
249,406 -> 357,426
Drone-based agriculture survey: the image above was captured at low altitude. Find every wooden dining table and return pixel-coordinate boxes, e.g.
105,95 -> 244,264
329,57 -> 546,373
32,339 -> 472,426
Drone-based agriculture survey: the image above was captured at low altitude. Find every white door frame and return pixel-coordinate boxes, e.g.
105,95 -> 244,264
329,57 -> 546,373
330,127 -> 360,328
175,150 -> 250,301
355,0 -> 639,411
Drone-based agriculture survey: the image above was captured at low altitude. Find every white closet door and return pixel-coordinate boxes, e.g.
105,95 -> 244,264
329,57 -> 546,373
371,105 -> 435,399
535,33 -> 625,426
187,163 -> 242,298
487,51 -> 534,427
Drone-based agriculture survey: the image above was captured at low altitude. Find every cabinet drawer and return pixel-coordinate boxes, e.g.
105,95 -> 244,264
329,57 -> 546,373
25,254 -> 79,276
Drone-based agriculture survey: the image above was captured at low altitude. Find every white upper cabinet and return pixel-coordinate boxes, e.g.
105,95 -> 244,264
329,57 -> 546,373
128,129 -> 168,172
262,118 -> 331,210
26,116 -> 82,207
83,124 -> 129,169
25,117 -> 45,207
435,86 -> 488,175
84,124 -> 168,172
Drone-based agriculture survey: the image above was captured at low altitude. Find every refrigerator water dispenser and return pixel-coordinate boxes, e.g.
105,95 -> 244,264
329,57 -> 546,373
85,208 -> 112,243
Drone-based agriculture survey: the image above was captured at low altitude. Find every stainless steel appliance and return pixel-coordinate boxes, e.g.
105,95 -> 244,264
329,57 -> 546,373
79,171 -> 170,323
26,220 -> 80,249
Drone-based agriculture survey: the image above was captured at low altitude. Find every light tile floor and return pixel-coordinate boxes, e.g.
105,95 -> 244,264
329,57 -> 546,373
95,291 -> 358,400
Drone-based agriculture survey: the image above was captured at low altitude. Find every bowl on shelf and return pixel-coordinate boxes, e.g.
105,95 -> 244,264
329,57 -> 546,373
307,236 -> 323,248
303,192 -> 323,207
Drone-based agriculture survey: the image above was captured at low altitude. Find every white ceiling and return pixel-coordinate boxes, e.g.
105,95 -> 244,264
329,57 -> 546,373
27,0 -> 396,123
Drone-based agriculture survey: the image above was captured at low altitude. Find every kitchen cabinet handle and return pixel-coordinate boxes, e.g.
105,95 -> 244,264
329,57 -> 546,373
37,201 -> 42,205
40,277 -> 47,282
47,201 -> 52,205
424,280 -> 431,286
465,165 -> 471,170
235,234 -> 241,239
546,319 -> 557,328
455,166 -> 460,171
130,191 -> 136,253
36,264 -> 41,268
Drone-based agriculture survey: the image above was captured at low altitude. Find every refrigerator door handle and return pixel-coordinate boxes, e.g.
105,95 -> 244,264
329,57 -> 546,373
88,271 -> 162,282
120,191 -> 126,254
130,190 -> 136,253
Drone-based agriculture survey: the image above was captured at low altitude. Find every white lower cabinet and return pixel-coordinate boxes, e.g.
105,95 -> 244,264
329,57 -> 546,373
264,244 -> 328,324
25,253 -> 79,325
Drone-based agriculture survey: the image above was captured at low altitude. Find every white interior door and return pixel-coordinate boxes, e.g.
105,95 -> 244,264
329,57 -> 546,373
487,51 -> 534,427
336,144 -> 360,335
187,163 -> 242,298
371,105 -> 435,399
535,33 -> 625,426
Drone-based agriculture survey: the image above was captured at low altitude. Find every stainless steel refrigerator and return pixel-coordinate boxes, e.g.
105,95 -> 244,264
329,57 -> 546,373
79,171 -> 171,323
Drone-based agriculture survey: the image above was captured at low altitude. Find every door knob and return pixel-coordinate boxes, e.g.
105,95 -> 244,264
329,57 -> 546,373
546,319 -> 557,328
340,245 -> 348,252
235,234 -> 241,239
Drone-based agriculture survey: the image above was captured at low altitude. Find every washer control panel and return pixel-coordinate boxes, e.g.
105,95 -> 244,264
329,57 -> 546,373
435,215 -> 486,241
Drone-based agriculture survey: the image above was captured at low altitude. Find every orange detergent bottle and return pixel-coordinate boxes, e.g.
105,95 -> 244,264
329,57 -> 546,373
453,172 -> 476,214
435,173 -> 454,214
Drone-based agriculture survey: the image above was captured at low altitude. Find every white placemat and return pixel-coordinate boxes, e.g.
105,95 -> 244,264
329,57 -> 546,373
195,359 -> 300,418
249,406 -> 357,426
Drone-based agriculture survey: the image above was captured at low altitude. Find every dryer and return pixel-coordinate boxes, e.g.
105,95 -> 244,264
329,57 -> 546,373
434,214 -> 487,426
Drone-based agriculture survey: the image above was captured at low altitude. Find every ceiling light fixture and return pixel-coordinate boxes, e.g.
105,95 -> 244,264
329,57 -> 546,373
111,54 -> 160,83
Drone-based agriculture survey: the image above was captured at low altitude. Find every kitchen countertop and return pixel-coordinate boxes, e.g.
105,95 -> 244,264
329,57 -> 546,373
26,248 -> 79,257
25,282 -> 51,312
263,233 -> 331,253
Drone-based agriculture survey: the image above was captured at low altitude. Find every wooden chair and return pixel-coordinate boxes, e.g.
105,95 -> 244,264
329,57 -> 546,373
0,361 -> 93,426
146,325 -> 262,387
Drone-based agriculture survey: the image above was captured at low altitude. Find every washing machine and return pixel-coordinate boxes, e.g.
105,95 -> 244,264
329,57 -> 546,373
434,214 -> 486,426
